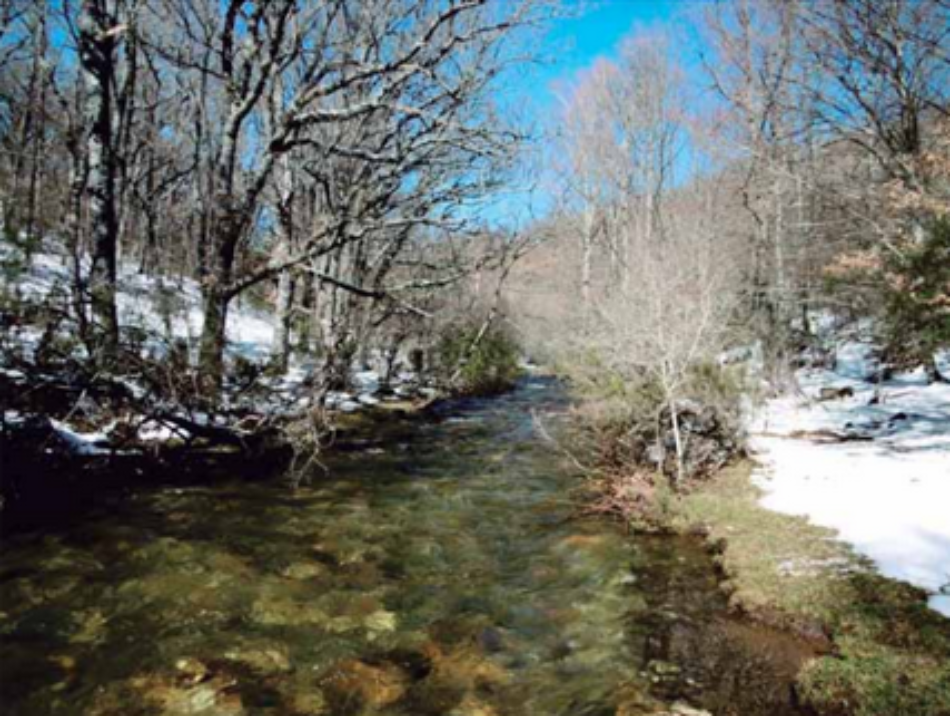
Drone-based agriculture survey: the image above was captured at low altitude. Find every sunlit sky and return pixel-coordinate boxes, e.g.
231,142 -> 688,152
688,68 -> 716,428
532,0 -> 691,107
489,0 -> 702,224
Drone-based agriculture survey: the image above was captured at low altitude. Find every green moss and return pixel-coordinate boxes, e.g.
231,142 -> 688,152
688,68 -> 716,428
674,462 -> 950,716
800,638 -> 950,716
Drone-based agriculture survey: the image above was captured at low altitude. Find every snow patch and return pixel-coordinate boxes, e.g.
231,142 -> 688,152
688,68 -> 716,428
1,244 -> 276,362
751,347 -> 950,617
49,420 -> 114,456
2,245 -> 441,425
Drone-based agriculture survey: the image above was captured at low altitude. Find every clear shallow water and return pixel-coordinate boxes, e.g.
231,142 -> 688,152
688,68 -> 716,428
0,377 -> 809,715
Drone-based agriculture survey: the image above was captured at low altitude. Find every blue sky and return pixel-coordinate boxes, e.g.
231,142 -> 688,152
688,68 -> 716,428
530,0 -> 689,109
485,1 -> 698,224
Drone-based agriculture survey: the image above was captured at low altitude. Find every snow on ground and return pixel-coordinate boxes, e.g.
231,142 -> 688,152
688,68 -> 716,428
750,343 -> 950,617
2,244 -> 435,450
1,241 -> 275,361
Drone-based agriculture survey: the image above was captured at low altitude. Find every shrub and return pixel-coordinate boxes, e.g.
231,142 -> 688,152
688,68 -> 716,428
881,218 -> 950,373
570,359 -> 748,529
824,218 -> 950,376
682,361 -> 749,430
437,320 -> 521,396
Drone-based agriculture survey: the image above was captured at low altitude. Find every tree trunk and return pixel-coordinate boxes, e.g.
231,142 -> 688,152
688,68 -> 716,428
199,286 -> 230,387
581,208 -> 594,315
273,272 -> 295,372
66,130 -> 90,346
669,396 -> 685,487
79,0 -> 122,363
198,93 -> 246,386
271,153 -> 295,372
197,173 -> 248,384
24,5 -> 48,244
927,358 -> 947,384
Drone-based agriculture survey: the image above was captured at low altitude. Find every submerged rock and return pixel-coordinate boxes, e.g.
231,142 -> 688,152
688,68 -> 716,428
175,657 -> 210,684
222,645 -> 291,675
326,616 -> 361,633
203,551 -> 257,580
322,659 -> 409,711
647,660 -> 682,680
338,560 -> 383,589
477,626 -> 505,653
129,536 -> 198,566
662,704 -> 712,716
449,694 -> 500,716
249,597 -> 328,627
421,641 -> 510,691
365,609 -> 398,634
289,690 -> 327,715
406,641 -> 509,714
280,562 -> 325,581
147,678 -> 244,715
618,701 -> 713,716
88,671 -> 244,716
69,609 -> 107,645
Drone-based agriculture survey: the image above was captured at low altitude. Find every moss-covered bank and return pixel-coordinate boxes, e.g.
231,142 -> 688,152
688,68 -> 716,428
671,462 -> 950,716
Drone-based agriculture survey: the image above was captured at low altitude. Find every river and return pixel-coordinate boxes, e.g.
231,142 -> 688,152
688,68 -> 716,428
0,376 -> 812,715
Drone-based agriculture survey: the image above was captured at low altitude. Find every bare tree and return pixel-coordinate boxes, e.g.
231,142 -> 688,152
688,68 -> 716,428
78,0 -> 127,361
797,0 -> 950,190
594,185 -> 743,483
136,0 -> 546,386
554,33 -> 687,322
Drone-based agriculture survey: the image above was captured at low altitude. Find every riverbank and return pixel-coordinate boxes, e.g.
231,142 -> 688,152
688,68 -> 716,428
0,390 -> 439,535
672,461 -> 950,716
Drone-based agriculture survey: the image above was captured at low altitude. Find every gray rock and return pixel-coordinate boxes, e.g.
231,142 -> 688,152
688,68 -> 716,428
819,386 -> 854,401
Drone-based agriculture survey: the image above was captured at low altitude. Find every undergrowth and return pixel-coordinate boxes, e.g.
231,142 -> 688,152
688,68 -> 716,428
563,356 -> 749,529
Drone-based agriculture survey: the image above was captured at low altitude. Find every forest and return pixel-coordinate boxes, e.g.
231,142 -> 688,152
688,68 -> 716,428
1,1 -> 949,715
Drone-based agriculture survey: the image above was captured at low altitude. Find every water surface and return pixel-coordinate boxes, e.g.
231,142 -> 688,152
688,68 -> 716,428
0,377 -> 810,715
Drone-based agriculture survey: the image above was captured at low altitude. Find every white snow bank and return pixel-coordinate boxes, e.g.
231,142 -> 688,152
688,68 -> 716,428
751,342 -> 950,617
2,244 -> 437,423
1,243 -> 275,361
